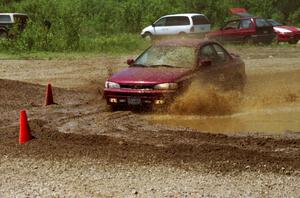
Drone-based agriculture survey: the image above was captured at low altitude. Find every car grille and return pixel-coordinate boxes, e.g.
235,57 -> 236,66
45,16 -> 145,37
120,84 -> 153,90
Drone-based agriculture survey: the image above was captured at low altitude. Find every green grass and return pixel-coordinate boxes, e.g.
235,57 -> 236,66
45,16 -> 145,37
79,34 -> 150,53
0,52 -> 99,60
0,34 -> 150,60
0,34 -> 298,60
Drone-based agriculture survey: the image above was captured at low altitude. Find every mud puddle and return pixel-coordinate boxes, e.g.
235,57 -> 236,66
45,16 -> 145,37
149,107 -> 300,134
148,70 -> 300,135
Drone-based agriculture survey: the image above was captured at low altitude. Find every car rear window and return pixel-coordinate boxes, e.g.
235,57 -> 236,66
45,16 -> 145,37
166,16 -> 190,26
192,15 -> 210,25
0,15 -> 12,23
256,18 -> 271,27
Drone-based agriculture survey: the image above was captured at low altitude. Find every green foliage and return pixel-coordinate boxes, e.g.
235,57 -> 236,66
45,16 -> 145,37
79,34 -> 149,53
0,0 -> 299,53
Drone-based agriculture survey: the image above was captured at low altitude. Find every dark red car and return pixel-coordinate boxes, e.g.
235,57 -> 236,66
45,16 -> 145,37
207,17 -> 275,44
267,19 -> 300,44
207,8 -> 275,44
104,39 -> 246,109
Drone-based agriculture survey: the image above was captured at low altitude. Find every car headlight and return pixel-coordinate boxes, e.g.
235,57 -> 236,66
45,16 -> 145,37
154,83 -> 178,90
105,81 -> 120,89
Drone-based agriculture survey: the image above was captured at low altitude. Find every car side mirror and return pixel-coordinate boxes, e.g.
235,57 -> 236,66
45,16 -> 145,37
152,23 -> 155,27
198,59 -> 212,68
127,59 -> 134,66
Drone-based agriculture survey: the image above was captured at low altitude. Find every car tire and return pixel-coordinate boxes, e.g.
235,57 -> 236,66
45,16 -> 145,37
244,36 -> 255,45
0,30 -> 8,39
230,74 -> 245,92
288,39 -> 298,44
262,40 -> 273,45
143,32 -> 153,40
178,32 -> 186,38
108,104 -> 120,111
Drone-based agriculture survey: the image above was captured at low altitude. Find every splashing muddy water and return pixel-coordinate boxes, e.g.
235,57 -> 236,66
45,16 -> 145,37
148,68 -> 300,134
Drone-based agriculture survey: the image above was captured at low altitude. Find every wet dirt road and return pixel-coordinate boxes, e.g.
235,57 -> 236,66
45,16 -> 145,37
0,46 -> 300,197
149,58 -> 300,134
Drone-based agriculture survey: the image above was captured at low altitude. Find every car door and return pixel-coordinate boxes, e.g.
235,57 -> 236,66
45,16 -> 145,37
191,15 -> 211,33
153,17 -> 168,35
238,19 -> 256,41
197,43 -> 235,87
220,20 -> 240,43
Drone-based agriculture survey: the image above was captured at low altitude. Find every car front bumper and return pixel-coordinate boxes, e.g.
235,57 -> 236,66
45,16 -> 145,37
104,88 -> 177,106
277,33 -> 300,42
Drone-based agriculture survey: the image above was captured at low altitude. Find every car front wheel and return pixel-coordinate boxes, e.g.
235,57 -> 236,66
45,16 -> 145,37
288,39 -> 299,44
143,32 -> 153,40
0,31 -> 8,39
228,74 -> 246,92
244,36 -> 255,45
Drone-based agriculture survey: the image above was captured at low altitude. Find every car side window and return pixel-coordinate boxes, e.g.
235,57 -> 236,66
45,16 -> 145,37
0,15 -> 12,23
192,15 -> 210,25
212,44 -> 229,62
154,18 -> 166,27
239,19 -> 253,29
199,45 -> 216,64
223,20 -> 239,30
166,16 -> 190,26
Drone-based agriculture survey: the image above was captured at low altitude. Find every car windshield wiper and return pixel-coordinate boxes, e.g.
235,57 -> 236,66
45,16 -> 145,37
150,64 -> 182,68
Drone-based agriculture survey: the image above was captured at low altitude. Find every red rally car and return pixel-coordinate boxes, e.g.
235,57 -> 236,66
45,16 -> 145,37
103,39 -> 247,110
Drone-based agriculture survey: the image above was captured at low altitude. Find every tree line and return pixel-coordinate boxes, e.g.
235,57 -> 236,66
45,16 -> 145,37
1,0 -> 299,51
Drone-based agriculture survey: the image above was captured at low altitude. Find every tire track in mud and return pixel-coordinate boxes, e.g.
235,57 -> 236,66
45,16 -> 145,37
1,115 -> 300,174
0,90 -> 299,175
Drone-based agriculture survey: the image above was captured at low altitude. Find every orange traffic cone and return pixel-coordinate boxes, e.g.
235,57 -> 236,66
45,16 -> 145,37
19,110 -> 33,144
45,83 -> 55,106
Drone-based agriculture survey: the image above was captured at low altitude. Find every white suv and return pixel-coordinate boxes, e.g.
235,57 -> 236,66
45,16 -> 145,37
141,13 -> 211,38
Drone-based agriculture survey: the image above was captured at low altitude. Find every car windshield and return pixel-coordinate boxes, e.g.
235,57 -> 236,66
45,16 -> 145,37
267,19 -> 282,26
256,18 -> 272,27
134,46 -> 196,68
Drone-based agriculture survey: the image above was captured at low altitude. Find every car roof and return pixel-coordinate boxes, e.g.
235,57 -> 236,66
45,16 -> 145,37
0,13 -> 28,16
154,38 -> 214,48
162,13 -> 206,18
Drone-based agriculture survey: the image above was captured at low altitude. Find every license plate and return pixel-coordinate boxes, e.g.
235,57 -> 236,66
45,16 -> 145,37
128,97 -> 141,105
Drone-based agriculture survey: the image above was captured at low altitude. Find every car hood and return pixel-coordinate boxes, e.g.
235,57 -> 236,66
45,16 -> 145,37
274,26 -> 300,33
108,67 -> 192,85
